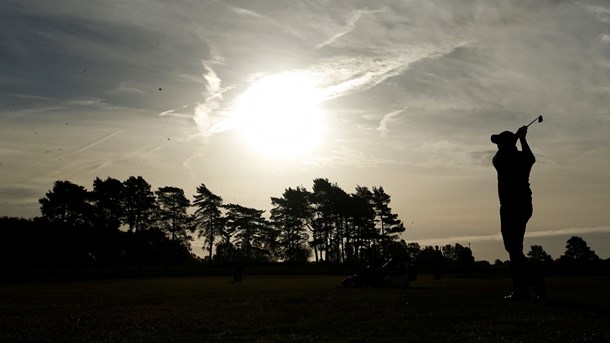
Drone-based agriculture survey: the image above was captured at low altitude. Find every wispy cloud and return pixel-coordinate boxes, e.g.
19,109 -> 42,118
208,0 -> 307,44
584,4 -> 610,23
527,226 -> 610,238
316,7 -> 387,49
75,130 -> 126,153
412,140 -> 491,170
377,109 -> 405,137
192,63 -> 236,140
108,82 -> 146,96
159,109 -> 192,119
45,142 -> 165,183
191,40 -> 467,141
414,226 -> 610,247
302,147 -> 403,168
0,183 -> 46,218
318,43 -> 469,100
182,152 -> 206,179
229,5 -> 265,19
0,184 -> 44,204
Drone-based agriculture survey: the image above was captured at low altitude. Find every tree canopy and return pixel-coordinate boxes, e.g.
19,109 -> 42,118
560,236 -> 600,264
32,176 -> 411,266
5,175 -> 608,276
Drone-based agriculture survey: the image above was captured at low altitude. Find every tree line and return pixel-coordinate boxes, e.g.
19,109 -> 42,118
1,176 -> 408,270
1,175 -> 606,275
521,237 -> 605,273
391,237 -> 606,276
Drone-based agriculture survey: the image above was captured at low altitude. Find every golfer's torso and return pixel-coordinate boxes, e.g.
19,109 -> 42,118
493,150 -> 534,204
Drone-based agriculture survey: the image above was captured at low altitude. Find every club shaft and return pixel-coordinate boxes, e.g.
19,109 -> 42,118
526,115 -> 541,127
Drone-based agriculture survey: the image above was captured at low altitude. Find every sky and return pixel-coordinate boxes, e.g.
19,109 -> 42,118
1,0 -> 609,262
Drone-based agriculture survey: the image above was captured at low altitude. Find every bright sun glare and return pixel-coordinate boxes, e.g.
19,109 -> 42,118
234,72 -> 326,159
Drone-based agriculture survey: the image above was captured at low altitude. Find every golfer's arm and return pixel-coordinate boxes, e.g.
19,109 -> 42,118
520,138 -> 535,163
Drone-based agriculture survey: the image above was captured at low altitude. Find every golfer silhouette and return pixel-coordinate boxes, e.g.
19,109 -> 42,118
491,126 -> 544,300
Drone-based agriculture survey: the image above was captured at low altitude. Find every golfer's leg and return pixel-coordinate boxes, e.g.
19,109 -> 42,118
500,207 -> 528,298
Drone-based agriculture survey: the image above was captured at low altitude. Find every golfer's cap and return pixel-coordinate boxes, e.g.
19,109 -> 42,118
491,131 -> 515,144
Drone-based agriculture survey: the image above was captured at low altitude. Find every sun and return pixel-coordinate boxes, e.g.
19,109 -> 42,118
233,72 -> 326,159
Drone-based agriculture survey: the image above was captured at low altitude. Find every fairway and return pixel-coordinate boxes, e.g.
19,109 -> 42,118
1,275 -> 609,342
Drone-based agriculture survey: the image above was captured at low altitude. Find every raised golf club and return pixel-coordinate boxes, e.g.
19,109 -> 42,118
526,115 -> 543,127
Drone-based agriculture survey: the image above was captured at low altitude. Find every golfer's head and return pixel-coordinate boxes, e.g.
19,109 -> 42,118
491,131 -> 517,148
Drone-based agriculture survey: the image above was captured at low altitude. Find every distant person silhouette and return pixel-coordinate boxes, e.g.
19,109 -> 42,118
491,126 -> 544,300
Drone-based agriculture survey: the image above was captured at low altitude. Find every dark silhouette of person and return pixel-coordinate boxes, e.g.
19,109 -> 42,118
491,126 -> 544,300
233,247 -> 244,282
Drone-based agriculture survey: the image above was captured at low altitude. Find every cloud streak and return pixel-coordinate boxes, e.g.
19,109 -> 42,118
75,130 -> 126,153
193,62 -> 236,140
316,7 -> 387,49
414,226 -> 610,247
377,109 -> 405,137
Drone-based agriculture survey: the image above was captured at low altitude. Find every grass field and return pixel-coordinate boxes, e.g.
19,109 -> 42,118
1,275 -> 609,342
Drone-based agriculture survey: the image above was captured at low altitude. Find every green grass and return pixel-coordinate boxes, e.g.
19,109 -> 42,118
1,275 -> 609,342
